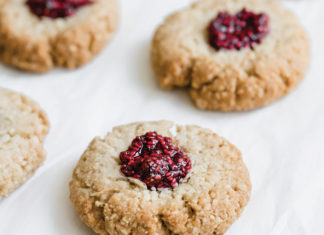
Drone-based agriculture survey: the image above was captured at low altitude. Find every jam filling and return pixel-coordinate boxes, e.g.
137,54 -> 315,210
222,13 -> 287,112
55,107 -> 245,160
26,0 -> 93,18
208,8 -> 269,50
119,132 -> 192,190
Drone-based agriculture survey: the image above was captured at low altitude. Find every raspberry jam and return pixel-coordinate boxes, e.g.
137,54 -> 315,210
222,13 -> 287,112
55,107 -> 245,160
119,132 -> 192,190
26,0 -> 93,18
208,8 -> 269,50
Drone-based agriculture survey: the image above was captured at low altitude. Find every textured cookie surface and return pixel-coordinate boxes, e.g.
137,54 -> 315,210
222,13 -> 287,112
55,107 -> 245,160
70,121 -> 251,235
151,0 -> 309,111
0,88 -> 49,199
0,0 -> 118,72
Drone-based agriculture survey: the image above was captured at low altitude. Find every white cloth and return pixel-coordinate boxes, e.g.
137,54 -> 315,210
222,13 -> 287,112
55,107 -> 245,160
0,0 -> 323,234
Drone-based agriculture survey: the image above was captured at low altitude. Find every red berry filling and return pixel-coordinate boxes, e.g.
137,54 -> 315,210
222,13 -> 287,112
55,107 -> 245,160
119,132 -> 192,190
26,0 -> 93,18
208,8 -> 269,50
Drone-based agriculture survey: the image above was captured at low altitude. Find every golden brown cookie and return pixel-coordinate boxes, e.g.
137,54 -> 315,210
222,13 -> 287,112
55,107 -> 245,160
0,0 -> 118,73
70,121 -> 251,235
0,88 -> 49,199
151,0 -> 309,111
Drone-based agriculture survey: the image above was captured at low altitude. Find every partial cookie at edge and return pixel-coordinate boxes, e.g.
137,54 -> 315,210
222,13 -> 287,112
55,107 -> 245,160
0,0 -> 118,72
0,88 -> 49,198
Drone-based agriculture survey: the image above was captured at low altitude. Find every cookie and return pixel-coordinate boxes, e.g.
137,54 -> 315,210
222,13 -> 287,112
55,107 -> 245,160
151,0 -> 309,111
0,88 -> 49,199
0,0 -> 118,73
70,121 -> 251,235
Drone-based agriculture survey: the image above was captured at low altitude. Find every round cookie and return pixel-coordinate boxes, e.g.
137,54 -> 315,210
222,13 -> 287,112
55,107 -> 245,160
70,121 -> 251,235
0,88 -> 49,199
151,0 -> 309,111
0,0 -> 118,73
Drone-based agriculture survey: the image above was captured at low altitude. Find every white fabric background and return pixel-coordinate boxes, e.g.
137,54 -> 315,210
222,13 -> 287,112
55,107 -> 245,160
0,0 -> 323,234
